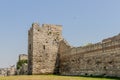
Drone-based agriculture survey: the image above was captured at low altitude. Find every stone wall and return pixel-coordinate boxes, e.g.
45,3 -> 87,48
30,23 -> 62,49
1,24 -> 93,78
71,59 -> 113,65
60,34 -> 120,77
28,23 -> 63,75
0,68 -> 7,76
19,54 -> 28,61
0,65 -> 16,76
16,54 -> 28,75
17,63 -> 28,75
7,65 -> 16,76
28,23 -> 120,77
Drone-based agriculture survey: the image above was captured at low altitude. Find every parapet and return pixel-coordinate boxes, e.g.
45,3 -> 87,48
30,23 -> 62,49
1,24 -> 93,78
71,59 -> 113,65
29,23 -> 62,34
42,24 -> 62,31
31,23 -> 41,31
42,24 -> 62,27
102,33 -> 120,43
61,33 -> 120,58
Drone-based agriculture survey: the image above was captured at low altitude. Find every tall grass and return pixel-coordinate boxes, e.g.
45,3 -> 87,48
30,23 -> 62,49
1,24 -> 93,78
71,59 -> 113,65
0,75 -> 119,80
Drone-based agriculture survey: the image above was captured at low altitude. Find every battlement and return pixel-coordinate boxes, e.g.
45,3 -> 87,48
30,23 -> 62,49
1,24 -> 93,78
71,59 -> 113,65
29,23 -> 62,37
31,23 -> 62,31
42,24 -> 62,28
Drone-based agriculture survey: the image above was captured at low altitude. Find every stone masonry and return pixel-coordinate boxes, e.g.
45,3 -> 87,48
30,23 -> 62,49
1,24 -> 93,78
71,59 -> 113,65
59,34 -> 120,77
19,54 -> 28,61
28,23 -> 63,75
16,54 -> 28,75
0,65 -> 16,76
7,65 -> 16,76
28,23 -> 120,77
0,68 -> 7,76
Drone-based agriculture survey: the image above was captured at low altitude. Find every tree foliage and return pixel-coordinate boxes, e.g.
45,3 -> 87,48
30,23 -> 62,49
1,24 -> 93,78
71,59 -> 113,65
17,60 -> 27,69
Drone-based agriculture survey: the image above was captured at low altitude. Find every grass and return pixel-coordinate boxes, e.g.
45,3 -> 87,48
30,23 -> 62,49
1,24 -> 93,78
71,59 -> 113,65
0,75 -> 119,80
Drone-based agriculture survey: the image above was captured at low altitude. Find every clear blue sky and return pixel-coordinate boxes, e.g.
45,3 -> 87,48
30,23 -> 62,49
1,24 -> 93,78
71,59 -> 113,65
0,0 -> 120,68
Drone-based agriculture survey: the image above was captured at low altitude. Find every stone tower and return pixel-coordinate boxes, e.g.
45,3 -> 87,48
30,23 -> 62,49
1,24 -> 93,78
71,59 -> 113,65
28,23 -> 63,75
19,54 -> 28,61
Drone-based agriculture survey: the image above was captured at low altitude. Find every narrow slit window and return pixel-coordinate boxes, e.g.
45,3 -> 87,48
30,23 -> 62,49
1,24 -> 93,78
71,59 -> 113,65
29,44 -> 31,50
43,45 -> 45,50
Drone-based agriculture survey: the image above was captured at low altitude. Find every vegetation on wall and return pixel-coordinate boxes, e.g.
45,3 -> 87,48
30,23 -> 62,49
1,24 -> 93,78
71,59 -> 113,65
17,60 -> 27,69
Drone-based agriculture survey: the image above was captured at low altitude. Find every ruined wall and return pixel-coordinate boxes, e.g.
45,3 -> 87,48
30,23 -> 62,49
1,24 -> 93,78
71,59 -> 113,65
0,68 -> 7,76
0,65 -> 16,76
16,54 -> 28,75
7,65 -> 16,76
0,62 -> 18,76
17,63 -> 28,75
28,22 -> 120,77
19,54 -> 28,61
28,23 -> 63,75
60,34 -> 120,77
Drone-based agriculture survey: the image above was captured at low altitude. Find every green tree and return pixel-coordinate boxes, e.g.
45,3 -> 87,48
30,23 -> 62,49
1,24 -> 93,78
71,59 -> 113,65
17,60 -> 27,69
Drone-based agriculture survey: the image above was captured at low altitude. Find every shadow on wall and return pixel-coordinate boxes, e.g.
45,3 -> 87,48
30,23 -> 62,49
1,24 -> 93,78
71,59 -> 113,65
53,53 -> 60,74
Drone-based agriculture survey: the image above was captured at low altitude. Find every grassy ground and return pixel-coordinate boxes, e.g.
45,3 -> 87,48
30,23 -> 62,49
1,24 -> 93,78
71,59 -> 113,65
0,75 -> 119,80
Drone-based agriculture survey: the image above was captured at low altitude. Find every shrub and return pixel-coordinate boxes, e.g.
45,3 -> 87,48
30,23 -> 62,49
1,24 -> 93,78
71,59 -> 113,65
17,60 -> 27,69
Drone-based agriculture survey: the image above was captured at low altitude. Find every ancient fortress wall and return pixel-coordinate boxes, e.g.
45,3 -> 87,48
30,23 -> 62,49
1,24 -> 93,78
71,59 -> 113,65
28,23 -> 63,75
60,34 -> 120,77
28,23 -> 120,77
